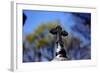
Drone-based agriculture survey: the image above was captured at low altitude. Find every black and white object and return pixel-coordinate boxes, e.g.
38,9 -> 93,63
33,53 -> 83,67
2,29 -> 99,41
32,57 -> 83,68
50,25 -> 68,61
53,43 -> 68,61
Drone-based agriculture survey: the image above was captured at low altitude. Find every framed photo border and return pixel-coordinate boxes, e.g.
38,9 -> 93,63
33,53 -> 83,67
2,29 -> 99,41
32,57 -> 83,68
11,1 -> 97,72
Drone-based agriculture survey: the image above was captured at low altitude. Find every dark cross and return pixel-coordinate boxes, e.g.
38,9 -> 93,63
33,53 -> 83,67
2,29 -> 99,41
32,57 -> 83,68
50,25 -> 68,58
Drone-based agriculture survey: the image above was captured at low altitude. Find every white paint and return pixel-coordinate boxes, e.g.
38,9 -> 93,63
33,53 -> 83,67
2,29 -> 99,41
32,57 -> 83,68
56,43 -> 62,53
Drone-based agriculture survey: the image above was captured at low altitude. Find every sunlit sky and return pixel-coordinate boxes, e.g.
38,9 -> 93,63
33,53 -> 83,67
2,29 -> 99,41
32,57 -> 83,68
23,10 -> 75,35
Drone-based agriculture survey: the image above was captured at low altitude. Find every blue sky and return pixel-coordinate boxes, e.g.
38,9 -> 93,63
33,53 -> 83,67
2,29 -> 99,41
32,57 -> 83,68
23,10 -> 75,35
23,10 -> 91,62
